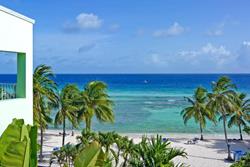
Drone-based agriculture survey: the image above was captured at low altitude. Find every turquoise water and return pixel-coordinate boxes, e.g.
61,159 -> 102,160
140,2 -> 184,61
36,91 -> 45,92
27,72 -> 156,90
49,74 -> 250,133
1,74 -> 250,133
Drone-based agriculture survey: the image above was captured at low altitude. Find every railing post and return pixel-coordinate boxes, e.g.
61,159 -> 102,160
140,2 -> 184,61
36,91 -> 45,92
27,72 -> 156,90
0,83 -> 17,100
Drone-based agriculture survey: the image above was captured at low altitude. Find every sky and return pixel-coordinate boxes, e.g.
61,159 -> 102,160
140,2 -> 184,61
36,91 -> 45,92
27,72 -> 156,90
0,0 -> 250,74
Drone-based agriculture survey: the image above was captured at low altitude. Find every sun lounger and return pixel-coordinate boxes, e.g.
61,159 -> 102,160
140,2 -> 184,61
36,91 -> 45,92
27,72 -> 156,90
232,150 -> 247,161
53,147 -> 60,151
59,132 -> 69,136
193,137 -> 199,141
162,137 -> 174,142
185,140 -> 196,145
162,138 -> 168,142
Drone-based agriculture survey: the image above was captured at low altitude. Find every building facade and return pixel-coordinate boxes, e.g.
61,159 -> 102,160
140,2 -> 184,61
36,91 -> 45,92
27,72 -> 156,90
0,5 -> 34,134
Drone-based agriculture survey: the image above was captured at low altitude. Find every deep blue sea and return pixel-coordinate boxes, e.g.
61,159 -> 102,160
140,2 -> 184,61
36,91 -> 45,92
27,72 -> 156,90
1,74 -> 250,133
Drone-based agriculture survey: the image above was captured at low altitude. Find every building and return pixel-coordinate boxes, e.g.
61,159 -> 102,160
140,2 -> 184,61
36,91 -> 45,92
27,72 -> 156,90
0,5 -> 34,134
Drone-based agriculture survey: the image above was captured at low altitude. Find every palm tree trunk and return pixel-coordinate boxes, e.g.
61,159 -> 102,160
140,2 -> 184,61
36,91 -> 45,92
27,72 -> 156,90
239,124 -> 243,140
39,126 -> 43,161
62,115 -> 66,146
199,122 -> 204,140
39,105 -> 43,161
122,154 -> 128,167
115,150 -> 120,167
86,117 -> 91,132
71,123 -> 74,136
222,115 -> 233,160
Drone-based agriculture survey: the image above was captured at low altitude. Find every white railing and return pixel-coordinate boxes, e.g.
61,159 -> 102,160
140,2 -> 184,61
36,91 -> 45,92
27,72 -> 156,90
0,83 -> 16,100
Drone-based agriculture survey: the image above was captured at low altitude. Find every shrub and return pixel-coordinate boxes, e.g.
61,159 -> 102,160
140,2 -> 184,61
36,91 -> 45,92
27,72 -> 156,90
231,153 -> 250,167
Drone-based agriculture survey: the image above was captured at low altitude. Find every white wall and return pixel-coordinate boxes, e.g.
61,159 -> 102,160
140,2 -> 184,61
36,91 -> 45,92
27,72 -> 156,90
0,6 -> 34,134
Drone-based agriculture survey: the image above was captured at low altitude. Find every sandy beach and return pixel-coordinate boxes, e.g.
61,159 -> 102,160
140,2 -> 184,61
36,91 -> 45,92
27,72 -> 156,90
40,129 -> 250,167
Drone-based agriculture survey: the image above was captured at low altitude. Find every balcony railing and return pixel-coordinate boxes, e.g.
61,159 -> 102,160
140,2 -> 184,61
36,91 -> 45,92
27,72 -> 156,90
0,83 -> 16,100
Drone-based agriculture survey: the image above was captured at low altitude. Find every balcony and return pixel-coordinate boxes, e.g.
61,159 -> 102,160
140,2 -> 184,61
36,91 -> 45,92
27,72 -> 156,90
0,83 -> 16,100
0,51 -> 26,100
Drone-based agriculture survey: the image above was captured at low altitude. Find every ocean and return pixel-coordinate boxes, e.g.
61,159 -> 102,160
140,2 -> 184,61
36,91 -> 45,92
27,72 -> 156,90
1,74 -> 250,133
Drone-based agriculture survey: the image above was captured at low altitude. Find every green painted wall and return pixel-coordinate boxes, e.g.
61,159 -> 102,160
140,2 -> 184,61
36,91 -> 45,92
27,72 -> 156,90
16,53 -> 26,98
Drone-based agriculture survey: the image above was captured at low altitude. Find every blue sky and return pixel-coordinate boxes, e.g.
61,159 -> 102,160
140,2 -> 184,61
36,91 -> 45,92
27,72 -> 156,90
0,0 -> 250,73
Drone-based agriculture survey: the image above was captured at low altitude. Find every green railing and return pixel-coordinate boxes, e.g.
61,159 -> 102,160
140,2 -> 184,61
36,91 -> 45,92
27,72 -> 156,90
0,83 -> 16,100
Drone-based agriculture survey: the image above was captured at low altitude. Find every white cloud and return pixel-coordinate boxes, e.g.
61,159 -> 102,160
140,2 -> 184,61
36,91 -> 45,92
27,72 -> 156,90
181,43 -> 232,66
146,52 -> 175,66
207,22 -> 224,37
178,42 -> 250,72
76,13 -> 102,29
143,43 -> 239,73
145,53 -> 169,67
206,19 -> 238,37
153,22 -> 185,37
243,41 -> 250,47
201,43 -> 230,56
63,13 -> 102,32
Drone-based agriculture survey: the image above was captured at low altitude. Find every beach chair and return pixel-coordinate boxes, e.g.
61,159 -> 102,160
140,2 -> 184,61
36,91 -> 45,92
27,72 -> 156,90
163,137 -> 174,142
162,138 -> 168,142
53,147 -> 60,151
232,150 -> 246,161
186,140 -> 196,145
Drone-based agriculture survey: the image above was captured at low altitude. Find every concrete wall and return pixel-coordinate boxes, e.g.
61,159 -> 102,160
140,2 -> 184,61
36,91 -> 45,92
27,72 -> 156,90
0,6 -> 34,134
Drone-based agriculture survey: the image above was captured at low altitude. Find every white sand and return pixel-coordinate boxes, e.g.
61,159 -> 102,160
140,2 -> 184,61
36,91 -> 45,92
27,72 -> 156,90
40,129 -> 250,167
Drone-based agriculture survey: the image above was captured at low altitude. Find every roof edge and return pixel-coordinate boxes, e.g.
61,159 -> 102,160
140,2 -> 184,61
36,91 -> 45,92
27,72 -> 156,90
0,5 -> 35,24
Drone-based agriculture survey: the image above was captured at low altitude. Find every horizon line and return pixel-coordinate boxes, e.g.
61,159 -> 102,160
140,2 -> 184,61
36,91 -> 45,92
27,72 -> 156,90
1,73 -> 250,75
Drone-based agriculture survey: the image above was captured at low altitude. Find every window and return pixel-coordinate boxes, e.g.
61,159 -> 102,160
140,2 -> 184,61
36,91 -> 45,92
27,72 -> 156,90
0,51 -> 26,100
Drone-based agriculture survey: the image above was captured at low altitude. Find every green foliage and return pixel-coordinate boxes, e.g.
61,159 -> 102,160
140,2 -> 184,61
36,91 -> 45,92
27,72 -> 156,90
74,131 -> 186,167
28,125 -> 38,167
76,129 -> 98,150
0,87 -> 15,100
181,86 -> 213,140
51,131 -> 186,167
52,143 -> 77,167
33,64 -> 59,128
74,141 -> 110,167
0,119 -> 37,167
207,76 -> 239,160
76,130 -> 118,165
243,126 -> 250,135
77,81 -> 114,132
208,76 -> 238,117
55,84 -> 81,146
230,153 -> 250,167
0,87 -> 2,100
129,135 -> 187,167
33,64 -> 59,160
228,93 -> 250,140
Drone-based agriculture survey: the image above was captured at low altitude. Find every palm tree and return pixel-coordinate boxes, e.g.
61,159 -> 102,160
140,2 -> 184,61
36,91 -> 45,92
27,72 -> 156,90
243,126 -> 250,135
130,135 -> 186,167
181,86 -> 213,140
52,143 -> 78,167
76,128 -> 98,151
121,137 -> 135,167
77,81 -> 114,132
113,134 -> 125,167
33,65 -> 59,161
228,93 -> 250,140
207,76 -> 239,161
55,84 -> 80,146
0,87 -> 4,100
